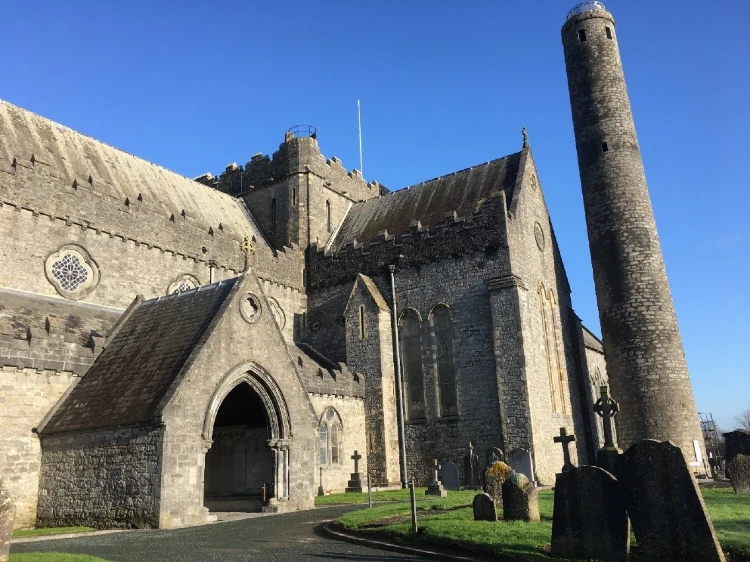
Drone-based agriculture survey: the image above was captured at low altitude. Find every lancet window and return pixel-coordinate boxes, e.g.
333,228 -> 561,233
399,309 -> 425,420
431,304 -> 458,417
319,407 -> 343,465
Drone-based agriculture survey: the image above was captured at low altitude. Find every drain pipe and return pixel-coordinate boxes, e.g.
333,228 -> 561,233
389,263 -> 409,488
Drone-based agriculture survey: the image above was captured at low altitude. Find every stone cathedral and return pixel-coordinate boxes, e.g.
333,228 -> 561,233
0,2 -> 704,531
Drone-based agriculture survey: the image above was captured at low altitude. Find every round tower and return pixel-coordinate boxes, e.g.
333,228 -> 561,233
561,2 -> 705,462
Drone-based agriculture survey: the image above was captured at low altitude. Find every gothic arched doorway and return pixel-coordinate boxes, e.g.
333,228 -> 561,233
203,382 -> 274,512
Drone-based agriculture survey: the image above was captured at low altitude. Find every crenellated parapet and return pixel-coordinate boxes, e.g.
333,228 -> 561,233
0,157 -> 247,273
289,342 -> 364,398
307,193 -> 509,290
0,316 -> 106,376
195,134 -> 386,202
253,242 -> 306,292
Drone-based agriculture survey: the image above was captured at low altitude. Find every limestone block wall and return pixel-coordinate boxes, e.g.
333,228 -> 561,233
258,279 -> 305,341
37,425 -> 163,529
504,147 -> 589,483
0,368 -> 77,529
308,394 -> 367,493
584,345 -> 609,449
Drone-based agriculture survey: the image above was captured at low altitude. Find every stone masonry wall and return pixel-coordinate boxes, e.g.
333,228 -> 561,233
37,425 -> 163,529
0,368 -> 77,529
308,394 -> 367,493
504,148 -> 588,484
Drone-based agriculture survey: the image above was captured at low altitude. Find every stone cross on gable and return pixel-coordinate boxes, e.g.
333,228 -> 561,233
554,427 -> 576,473
593,385 -> 619,449
241,237 -> 255,271
351,450 -> 362,474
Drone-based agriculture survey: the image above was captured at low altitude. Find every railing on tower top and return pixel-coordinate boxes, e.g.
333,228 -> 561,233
566,1 -> 606,19
286,125 -> 317,139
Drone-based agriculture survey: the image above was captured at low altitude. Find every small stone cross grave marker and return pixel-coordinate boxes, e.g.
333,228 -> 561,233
425,458 -> 447,497
345,450 -> 364,493
553,427 -> 576,473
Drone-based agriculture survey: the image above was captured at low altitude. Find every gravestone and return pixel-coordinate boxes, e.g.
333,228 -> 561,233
551,465 -> 629,561
724,430 -> 750,479
593,385 -> 621,473
553,427 -> 576,473
472,493 -> 497,522
345,450 -> 364,493
485,447 -> 504,466
0,482 -> 14,562
425,459 -> 447,497
614,440 -> 725,562
508,448 -> 535,485
727,454 -> 750,493
463,442 -> 480,489
502,472 -> 540,522
484,461 -> 512,508
441,461 -> 461,491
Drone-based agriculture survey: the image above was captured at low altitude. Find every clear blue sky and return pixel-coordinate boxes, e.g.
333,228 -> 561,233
2,0 -> 748,430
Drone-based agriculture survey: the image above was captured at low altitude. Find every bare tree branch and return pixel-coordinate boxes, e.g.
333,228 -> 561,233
733,409 -> 750,431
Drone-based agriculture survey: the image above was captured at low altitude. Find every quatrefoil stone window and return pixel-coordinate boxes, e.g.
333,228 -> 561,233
167,274 -> 200,295
45,245 -> 99,300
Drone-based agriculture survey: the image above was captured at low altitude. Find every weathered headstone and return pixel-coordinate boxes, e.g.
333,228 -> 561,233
345,450 -> 364,493
551,466 -> 629,561
485,447 -> 504,466
502,472 -> 540,522
593,385 -> 621,473
553,427 -> 576,473
724,430 -> 750,479
0,482 -> 14,562
425,459 -> 447,497
441,461 -> 460,491
484,461 -> 511,508
727,454 -> 750,493
463,442 -> 480,489
472,493 -> 497,522
508,448 -> 535,485
614,440 -> 725,562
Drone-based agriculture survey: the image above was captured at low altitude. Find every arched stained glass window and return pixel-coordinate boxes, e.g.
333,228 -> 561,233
432,305 -> 458,417
319,423 -> 328,465
319,407 -> 343,466
399,309 -> 425,420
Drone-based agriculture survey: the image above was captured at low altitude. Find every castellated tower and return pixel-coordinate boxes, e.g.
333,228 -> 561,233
561,3 -> 705,462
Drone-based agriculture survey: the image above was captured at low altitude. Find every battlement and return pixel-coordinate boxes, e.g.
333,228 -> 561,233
0,315 -> 105,376
307,192 -> 509,290
290,341 -> 364,398
196,132 -> 387,202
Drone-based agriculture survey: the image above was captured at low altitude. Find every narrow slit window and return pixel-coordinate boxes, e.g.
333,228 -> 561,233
605,26 -> 612,39
326,200 -> 332,233
359,305 -> 366,340
578,29 -> 587,42
292,188 -> 297,206
602,142 -> 609,152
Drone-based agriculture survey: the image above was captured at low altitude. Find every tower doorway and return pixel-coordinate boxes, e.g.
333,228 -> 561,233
203,382 -> 274,512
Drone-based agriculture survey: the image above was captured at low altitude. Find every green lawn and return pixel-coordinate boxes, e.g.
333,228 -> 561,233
12,527 -> 95,539
10,552 -> 107,562
333,487 -> 750,562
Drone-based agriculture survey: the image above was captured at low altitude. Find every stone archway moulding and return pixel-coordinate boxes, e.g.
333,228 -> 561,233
202,362 -> 293,503
202,362 -> 292,443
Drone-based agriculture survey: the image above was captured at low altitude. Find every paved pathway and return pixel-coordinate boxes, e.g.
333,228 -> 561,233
11,505 -> 434,561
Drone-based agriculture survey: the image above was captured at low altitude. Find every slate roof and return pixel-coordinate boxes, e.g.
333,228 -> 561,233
0,99 -> 265,243
42,278 -> 239,435
0,288 -> 121,346
582,325 -> 604,353
330,152 -> 522,251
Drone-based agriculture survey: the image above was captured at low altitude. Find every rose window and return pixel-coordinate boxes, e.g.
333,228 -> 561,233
45,245 -> 99,300
51,254 -> 89,291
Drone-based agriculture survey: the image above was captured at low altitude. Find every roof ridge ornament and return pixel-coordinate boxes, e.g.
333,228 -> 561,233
522,127 -> 529,148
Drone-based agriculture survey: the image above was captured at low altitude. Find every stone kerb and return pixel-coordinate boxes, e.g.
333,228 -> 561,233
614,440 -> 725,562
0,483 -> 14,562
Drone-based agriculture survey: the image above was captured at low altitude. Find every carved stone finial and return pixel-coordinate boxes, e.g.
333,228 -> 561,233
522,127 -> 529,147
241,237 -> 255,271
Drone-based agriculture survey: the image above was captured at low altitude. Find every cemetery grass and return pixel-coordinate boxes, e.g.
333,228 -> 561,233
335,488 -> 750,561
12,527 -> 95,538
316,487 -> 478,506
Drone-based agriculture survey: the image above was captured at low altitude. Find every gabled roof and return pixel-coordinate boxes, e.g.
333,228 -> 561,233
582,325 -> 604,353
41,278 -> 239,434
330,152 -> 521,251
346,274 -> 389,312
0,100 -> 264,243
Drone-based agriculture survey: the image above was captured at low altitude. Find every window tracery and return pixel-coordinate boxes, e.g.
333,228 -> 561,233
167,274 -> 200,295
319,407 -> 343,466
431,304 -> 458,417
45,245 -> 99,300
399,309 -> 425,420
